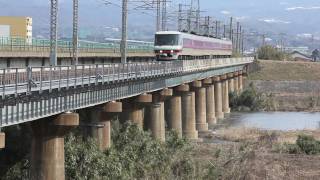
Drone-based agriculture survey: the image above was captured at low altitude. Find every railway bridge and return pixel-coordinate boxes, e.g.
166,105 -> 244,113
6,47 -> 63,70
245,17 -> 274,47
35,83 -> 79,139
0,37 -> 154,68
0,56 -> 253,179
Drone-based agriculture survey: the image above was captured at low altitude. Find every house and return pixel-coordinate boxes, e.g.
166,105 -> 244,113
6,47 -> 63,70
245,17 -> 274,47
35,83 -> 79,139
290,51 -> 313,62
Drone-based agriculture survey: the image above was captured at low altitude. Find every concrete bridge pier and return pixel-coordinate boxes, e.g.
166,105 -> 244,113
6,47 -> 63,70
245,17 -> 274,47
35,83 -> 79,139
234,72 -> 239,93
148,89 -> 172,142
175,84 -> 198,140
243,69 -> 247,88
228,73 -> 235,93
99,102 -> 122,150
222,75 -> 231,114
167,93 -> 183,138
204,78 -> 217,126
191,81 -> 209,132
124,94 -> 152,129
90,102 -> 122,151
214,76 -> 224,120
30,113 -> 79,180
238,70 -> 244,92
0,132 -> 5,149
148,103 -> 163,141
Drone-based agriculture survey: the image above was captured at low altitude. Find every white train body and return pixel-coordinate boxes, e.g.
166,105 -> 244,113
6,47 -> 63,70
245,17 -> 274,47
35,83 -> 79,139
154,31 -> 232,61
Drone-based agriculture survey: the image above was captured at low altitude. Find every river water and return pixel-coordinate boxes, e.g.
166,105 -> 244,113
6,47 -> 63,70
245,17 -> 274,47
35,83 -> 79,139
224,112 -> 320,131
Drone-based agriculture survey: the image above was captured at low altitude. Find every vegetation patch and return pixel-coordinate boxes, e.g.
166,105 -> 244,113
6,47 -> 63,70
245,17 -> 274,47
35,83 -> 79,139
1,122 -> 196,180
274,134 -> 320,155
257,45 -> 290,61
229,83 -> 275,111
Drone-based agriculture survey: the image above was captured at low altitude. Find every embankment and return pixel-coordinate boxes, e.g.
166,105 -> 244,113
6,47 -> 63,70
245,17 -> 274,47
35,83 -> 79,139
247,60 -> 320,111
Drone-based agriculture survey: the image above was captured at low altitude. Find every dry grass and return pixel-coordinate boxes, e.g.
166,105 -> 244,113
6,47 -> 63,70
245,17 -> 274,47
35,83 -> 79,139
201,127 -> 320,179
213,126 -> 320,144
248,60 -> 320,81
276,130 -> 320,144
215,127 -> 268,142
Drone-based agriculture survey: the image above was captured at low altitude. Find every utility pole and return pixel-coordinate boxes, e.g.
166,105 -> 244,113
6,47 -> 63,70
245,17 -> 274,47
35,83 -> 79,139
262,34 -> 266,47
236,22 -> 240,53
217,21 -> 220,38
279,33 -> 286,52
229,17 -> 233,40
215,20 -> 218,38
241,30 -> 244,54
178,4 -> 183,31
72,0 -> 79,65
238,25 -> 242,53
205,16 -> 210,36
187,8 -> 192,33
161,0 -> 167,31
121,0 -> 128,63
195,0 -> 200,33
223,24 -> 226,38
231,28 -> 235,51
156,0 -> 161,31
50,0 -> 58,66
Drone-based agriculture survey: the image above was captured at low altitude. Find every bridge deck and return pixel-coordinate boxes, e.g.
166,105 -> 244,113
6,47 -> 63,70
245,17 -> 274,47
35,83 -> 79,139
0,57 -> 253,127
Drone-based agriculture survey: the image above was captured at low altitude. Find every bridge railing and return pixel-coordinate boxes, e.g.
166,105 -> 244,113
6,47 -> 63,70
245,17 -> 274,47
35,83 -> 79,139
0,36 -> 154,54
182,57 -> 251,72
0,57 -> 253,127
0,57 -> 253,97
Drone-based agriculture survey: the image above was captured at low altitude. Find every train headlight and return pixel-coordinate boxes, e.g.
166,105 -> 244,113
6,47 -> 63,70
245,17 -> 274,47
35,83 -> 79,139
170,50 -> 174,53
160,50 -> 163,53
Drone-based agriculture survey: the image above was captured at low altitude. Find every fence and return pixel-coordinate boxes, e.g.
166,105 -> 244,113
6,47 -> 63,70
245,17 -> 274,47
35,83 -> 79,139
0,36 -> 154,54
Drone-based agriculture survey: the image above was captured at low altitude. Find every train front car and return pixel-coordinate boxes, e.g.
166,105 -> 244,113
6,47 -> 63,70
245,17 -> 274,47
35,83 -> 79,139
154,31 -> 183,61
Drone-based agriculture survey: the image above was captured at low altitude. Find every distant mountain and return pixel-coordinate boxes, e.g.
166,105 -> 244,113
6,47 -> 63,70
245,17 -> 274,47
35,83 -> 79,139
0,0 -> 319,42
201,0 -> 320,35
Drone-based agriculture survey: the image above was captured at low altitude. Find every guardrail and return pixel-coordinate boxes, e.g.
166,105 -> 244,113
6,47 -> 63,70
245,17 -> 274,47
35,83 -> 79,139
0,36 -> 154,54
0,57 -> 253,97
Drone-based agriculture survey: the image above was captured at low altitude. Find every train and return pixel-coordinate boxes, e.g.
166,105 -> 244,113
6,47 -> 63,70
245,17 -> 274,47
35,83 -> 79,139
154,31 -> 232,61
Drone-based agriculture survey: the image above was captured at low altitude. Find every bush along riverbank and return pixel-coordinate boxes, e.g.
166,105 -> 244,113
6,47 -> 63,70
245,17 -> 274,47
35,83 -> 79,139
1,121 -> 256,180
4,123 -> 320,179
2,122 -> 194,180
229,83 -> 276,111
274,134 -> 320,155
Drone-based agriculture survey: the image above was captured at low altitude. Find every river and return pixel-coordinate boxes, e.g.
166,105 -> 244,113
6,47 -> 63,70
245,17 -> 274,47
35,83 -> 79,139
223,112 -> 320,131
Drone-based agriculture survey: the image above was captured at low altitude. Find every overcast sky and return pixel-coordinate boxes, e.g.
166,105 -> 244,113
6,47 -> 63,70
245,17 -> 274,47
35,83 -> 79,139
0,0 -> 319,36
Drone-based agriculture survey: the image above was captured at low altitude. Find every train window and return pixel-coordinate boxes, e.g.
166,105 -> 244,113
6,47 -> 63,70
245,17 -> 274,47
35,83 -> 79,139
155,34 -> 180,46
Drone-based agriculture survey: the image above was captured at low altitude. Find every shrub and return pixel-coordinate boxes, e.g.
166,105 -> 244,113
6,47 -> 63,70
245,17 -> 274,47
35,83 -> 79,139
65,122 -> 195,180
296,135 -> 320,155
229,83 -> 269,111
273,143 -> 302,154
65,135 -> 104,180
274,135 -> 320,155
257,45 -> 289,61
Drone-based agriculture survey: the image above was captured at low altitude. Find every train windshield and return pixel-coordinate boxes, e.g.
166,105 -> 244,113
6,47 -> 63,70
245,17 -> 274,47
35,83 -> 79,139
155,34 -> 180,46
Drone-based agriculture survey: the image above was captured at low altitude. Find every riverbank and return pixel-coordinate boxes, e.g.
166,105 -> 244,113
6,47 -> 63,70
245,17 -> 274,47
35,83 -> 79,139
248,60 -> 320,81
247,60 -> 320,111
197,127 -> 320,179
